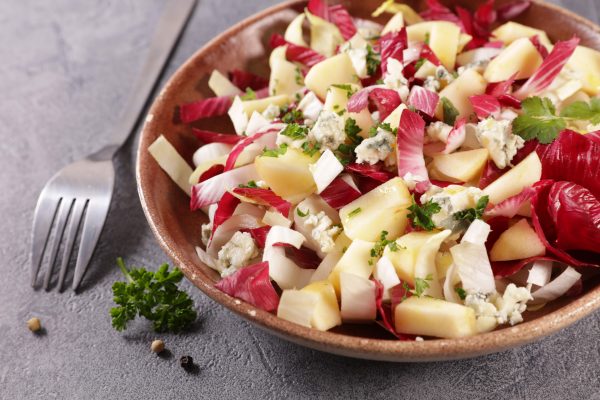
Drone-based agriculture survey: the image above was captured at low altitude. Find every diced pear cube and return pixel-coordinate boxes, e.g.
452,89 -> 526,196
394,296 -> 477,338
241,94 -> 290,116
305,53 -> 361,99
431,148 -> 489,183
339,177 -> 412,242
382,12 -> 404,35
301,281 -> 342,331
269,59 -> 304,96
566,45 -> 600,95
328,239 -> 374,295
277,290 -> 319,328
436,69 -> 487,120
490,218 -> 546,261
340,272 -> 377,322
323,84 -> 373,134
429,21 -> 461,70
483,151 -> 542,205
311,233 -> 352,283
484,38 -> 543,82
284,13 -> 308,47
255,148 -> 318,203
492,22 -> 552,48
384,231 -> 438,286
208,70 -> 242,97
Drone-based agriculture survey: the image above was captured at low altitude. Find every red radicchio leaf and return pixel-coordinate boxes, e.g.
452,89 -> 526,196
369,88 -> 402,121
484,41 -> 505,48
531,180 -> 600,267
270,33 -> 325,68
273,244 -> 322,269
380,29 -> 408,74
319,176 -> 362,209
485,186 -> 536,218
346,87 -> 371,113
229,69 -> 269,91
492,256 -> 558,279
214,261 -> 280,312
486,73 -> 518,97
191,164 -> 259,210
473,0 -> 496,38
497,94 -> 522,109
210,192 -> 241,241
540,129 -> 600,199
431,179 -> 463,188
420,44 -> 442,66
224,127 -> 278,171
397,109 -> 431,193
470,94 -> 501,120
346,162 -> 395,182
478,160 -> 504,189
497,0 -> 532,22
307,0 -> 329,20
192,128 -> 242,144
514,37 -> 580,99
241,226 -> 271,248
530,35 -> 550,58
198,164 -> 225,183
408,86 -> 439,118
232,187 -> 291,216
328,4 -> 357,41
586,130 -> 600,145
179,96 -> 232,123
423,117 -> 467,155
420,0 -> 461,24
373,280 -> 415,340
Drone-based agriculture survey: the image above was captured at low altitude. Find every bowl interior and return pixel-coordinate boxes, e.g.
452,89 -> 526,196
137,0 -> 600,361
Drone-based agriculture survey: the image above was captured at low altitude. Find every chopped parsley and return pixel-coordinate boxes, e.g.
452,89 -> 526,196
413,274 -> 433,297
348,207 -> 362,218
368,121 -> 396,137
262,143 -> 288,157
512,97 -> 566,144
441,97 -> 459,126
335,118 -> 363,165
279,123 -> 308,140
238,180 -> 259,189
332,84 -> 357,98
370,230 -> 399,259
366,44 -> 381,76
455,287 -> 467,300
281,108 -> 304,124
294,66 -> 304,85
415,58 -> 426,71
240,88 -> 256,100
301,141 -> 321,157
296,207 -> 309,217
453,195 -> 489,223
424,32 -> 430,45
407,195 -> 441,231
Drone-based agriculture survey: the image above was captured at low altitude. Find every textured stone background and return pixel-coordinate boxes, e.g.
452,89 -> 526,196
1,1 -> 599,399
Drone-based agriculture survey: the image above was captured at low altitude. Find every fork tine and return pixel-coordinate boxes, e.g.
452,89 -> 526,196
30,193 -> 61,287
72,198 -> 111,291
43,198 -> 74,290
57,199 -> 86,292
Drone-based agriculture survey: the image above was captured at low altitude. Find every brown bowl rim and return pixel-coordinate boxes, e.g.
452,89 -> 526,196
136,0 -> 600,361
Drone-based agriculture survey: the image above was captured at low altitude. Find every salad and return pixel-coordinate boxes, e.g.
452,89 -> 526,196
148,0 -> 600,340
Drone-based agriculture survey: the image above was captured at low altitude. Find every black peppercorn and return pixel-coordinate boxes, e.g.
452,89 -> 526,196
180,355 -> 194,370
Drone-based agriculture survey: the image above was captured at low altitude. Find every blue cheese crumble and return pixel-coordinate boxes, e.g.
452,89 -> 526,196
354,128 -> 395,165
476,117 -> 525,169
309,110 -> 346,151
420,185 -> 485,231
304,211 -> 341,253
217,231 -> 259,277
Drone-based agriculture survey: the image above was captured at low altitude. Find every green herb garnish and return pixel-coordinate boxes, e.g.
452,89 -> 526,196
294,66 -> 304,85
415,58 -> 426,71
453,195 -> 489,223
301,141 -> 321,157
110,258 -> 196,333
366,44 -> 381,76
368,121 -> 396,137
332,84 -> 357,98
281,108 -> 304,124
238,180 -> 259,189
370,230 -> 398,259
441,97 -> 459,126
241,88 -> 256,100
279,123 -> 308,140
413,274 -> 433,297
262,143 -> 288,157
296,207 -> 309,217
512,97 -> 566,144
348,207 -> 362,218
560,98 -> 600,124
407,195 -> 441,231
455,287 -> 467,300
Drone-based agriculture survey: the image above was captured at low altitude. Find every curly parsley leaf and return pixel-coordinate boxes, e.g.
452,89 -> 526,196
262,143 -> 289,157
280,123 -> 308,140
455,287 -> 467,300
512,97 -> 566,144
348,207 -> 362,218
301,141 -> 321,157
413,274 -> 433,297
335,118 -> 363,165
366,44 -> 381,76
238,180 -> 259,189
241,88 -> 256,100
110,258 -> 196,333
281,107 -> 304,124
408,195 -> 441,231
368,121 -> 396,137
296,207 -> 309,217
453,195 -> 489,223
560,98 -> 600,125
370,230 -> 397,258
332,84 -> 357,98
441,97 -> 459,126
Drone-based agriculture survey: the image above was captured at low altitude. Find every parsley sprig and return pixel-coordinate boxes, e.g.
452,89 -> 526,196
441,97 -> 459,126
453,195 -> 489,223
370,230 -> 399,259
366,44 -> 381,76
262,143 -> 288,157
110,258 -> 196,333
413,274 -> 433,297
336,118 -> 363,165
279,123 -> 308,140
407,195 -> 441,231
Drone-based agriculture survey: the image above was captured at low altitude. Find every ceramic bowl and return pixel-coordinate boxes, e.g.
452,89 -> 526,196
137,0 -> 600,361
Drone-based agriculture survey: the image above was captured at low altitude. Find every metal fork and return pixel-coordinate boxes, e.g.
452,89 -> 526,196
30,0 -> 196,291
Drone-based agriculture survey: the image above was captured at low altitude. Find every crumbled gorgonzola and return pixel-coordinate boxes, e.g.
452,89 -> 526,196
309,110 -> 346,151
217,231 -> 259,277
304,211 -> 341,253
354,128 -> 395,165
426,121 -> 453,143
476,117 -> 525,169
420,185 -> 485,230
464,283 -> 532,327
201,222 -> 212,247
383,58 -> 410,101
402,172 -> 426,191
298,91 -> 323,122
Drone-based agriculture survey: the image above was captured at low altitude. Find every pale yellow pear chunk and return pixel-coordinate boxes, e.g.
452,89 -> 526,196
241,95 -> 290,116
483,151 -> 542,205
255,148 -> 317,203
429,21 -> 461,70
394,296 -> 478,338
301,281 -> 342,331
490,219 -> 546,261
305,53 -> 361,99
436,69 -> 487,120
284,13 -> 307,47
430,148 -> 489,183
339,177 -> 412,242
492,22 -> 552,48
484,38 -> 543,82
269,59 -> 303,96
382,12 -> 404,35
566,46 -> 600,95
277,290 -> 319,328
328,239 -> 374,295
323,84 -> 373,133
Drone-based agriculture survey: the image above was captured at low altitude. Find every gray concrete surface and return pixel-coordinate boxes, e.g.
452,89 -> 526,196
1,0 -> 599,399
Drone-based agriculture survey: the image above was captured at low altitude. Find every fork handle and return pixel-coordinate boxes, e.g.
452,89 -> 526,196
92,0 -> 196,161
